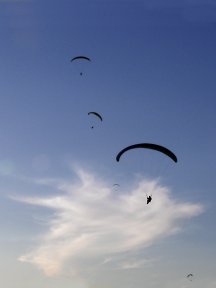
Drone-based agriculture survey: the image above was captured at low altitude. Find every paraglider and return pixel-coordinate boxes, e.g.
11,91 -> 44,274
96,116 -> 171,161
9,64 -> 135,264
187,274 -> 193,281
116,143 -> 177,206
146,194 -> 152,204
116,143 -> 177,163
113,183 -> 120,187
112,183 -> 120,191
88,112 -> 103,129
113,183 -> 120,189
70,56 -> 91,75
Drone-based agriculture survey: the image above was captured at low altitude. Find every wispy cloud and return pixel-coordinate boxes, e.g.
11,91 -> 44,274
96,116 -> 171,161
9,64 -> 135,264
117,258 -> 153,270
13,167 -> 203,277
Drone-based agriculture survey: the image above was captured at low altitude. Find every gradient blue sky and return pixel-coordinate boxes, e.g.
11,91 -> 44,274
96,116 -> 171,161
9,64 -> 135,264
0,1 -> 216,287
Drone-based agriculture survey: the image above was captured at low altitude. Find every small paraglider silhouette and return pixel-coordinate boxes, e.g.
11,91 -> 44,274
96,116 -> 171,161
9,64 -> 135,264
70,56 -> 91,76
113,183 -> 120,187
113,183 -> 120,190
146,194 -> 152,204
88,111 -> 103,129
187,274 -> 193,281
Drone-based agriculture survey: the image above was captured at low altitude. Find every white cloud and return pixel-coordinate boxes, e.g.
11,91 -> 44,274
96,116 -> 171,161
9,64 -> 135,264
117,258 -> 153,270
13,167 -> 203,277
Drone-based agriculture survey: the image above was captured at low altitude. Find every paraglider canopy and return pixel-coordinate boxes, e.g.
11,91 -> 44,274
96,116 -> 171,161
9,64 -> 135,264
116,143 -> 177,163
88,112 -> 103,129
88,112 -> 103,121
70,56 -> 91,75
71,56 -> 91,62
187,274 -> 193,281
112,183 -> 120,190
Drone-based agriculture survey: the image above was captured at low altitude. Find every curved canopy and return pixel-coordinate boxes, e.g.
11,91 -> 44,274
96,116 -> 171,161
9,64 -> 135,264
88,112 -> 103,122
116,143 -> 177,163
71,56 -> 91,62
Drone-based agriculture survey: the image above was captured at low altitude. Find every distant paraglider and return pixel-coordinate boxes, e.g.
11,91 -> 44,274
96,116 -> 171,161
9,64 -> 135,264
113,183 -> 120,188
116,143 -> 177,163
88,111 -> 103,129
146,194 -> 152,204
187,274 -> 193,281
71,56 -> 91,75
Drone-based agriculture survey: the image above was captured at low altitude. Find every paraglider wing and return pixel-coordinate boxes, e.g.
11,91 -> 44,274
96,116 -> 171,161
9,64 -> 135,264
187,274 -> 193,281
88,112 -> 103,122
71,56 -> 91,62
116,143 -> 177,163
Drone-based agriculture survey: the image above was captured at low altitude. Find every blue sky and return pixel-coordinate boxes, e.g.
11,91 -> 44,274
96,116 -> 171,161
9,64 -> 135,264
0,0 -> 216,287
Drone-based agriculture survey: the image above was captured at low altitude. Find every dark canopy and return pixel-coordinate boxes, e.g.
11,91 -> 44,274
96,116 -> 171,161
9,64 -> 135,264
88,112 -> 103,122
116,143 -> 177,163
71,56 -> 91,62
